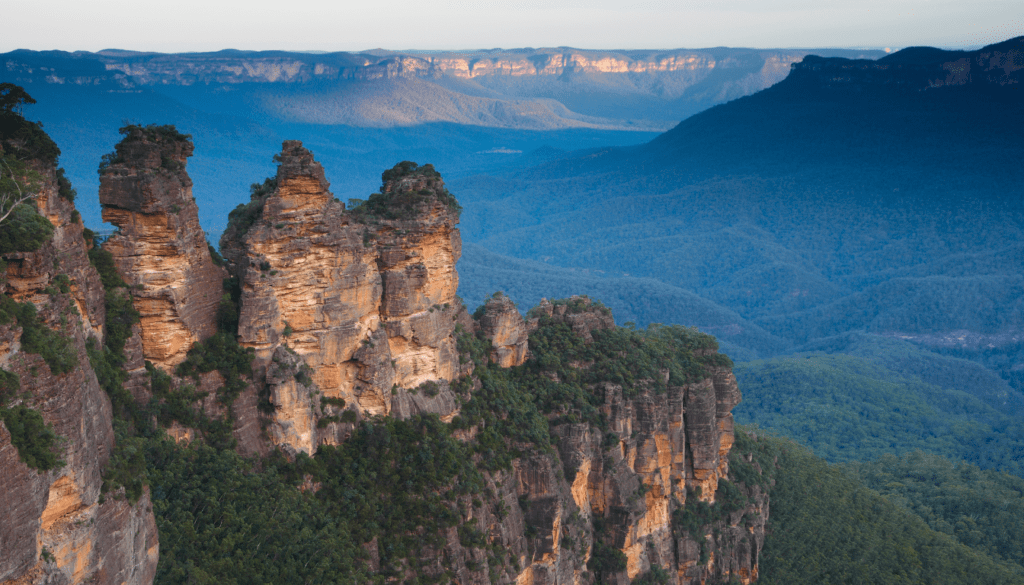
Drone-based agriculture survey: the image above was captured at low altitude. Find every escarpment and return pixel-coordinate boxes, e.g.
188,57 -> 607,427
219,145 -> 464,454
1,143 -> 158,584
486,297 -> 763,585
98,125 -> 226,370
5,115 -> 765,585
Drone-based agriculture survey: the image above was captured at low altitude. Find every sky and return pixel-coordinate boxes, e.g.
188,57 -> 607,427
3,0 -> 1023,53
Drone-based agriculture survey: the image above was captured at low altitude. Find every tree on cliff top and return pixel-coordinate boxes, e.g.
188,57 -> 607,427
0,153 -> 40,226
0,83 -> 36,115
0,84 -> 59,166
0,84 -> 55,237
349,160 -> 461,221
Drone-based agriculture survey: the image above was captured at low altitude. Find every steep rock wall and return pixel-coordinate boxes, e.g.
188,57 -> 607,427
7,127 -> 765,584
480,300 -> 761,585
477,294 -> 529,367
223,144 -> 463,454
0,164 -> 158,585
98,126 -> 226,370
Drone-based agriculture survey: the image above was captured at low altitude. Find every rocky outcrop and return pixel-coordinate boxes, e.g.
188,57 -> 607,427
223,144 -> 463,454
1,163 -> 158,585
99,125 -> 226,370
526,296 -> 616,342
0,128 -> 761,584
473,301 -> 760,585
477,294 -> 529,367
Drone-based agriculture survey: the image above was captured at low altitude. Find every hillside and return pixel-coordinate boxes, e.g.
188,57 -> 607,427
449,37 -> 1024,428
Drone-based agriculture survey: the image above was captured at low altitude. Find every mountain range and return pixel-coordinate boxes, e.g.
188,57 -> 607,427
453,37 -> 1024,478
0,45 -> 883,230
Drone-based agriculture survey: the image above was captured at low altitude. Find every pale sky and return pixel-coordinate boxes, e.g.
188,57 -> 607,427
4,0 -> 1023,53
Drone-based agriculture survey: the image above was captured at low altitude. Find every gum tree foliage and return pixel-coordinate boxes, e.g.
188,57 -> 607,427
349,161 -> 462,221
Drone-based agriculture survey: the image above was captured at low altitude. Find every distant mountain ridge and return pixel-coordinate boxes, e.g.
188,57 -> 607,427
2,46 -> 885,130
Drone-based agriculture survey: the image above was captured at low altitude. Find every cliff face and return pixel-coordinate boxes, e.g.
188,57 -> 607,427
477,294 -> 529,367
98,126 -> 226,370
1,46 -> 887,134
492,299 -> 761,585
1,163 -> 158,585
222,144 -> 463,455
0,125 -> 762,584
93,50 -> 785,85
210,141 -> 761,580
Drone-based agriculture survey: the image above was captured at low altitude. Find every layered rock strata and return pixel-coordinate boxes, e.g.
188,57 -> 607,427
25,128 -> 762,583
98,126 -> 226,370
1,163 -> 158,585
509,302 -> 756,585
222,144 -> 463,454
393,300 -> 761,585
477,293 -> 529,367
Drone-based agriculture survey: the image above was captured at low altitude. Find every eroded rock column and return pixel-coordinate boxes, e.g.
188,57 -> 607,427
99,125 -> 226,370
225,145 -> 464,453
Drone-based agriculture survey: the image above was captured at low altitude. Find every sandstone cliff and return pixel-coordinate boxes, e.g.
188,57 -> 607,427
497,298 -> 759,585
221,145 -> 463,454
1,47 -> 886,133
98,125 -> 226,370
213,141 -> 763,581
477,293 -> 529,367
0,126 -> 764,584
1,159 -> 158,585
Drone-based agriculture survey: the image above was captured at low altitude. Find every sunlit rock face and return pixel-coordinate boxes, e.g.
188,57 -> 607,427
478,293 -> 529,367
99,126 -> 226,370
224,143 -> 464,453
499,300 -> 759,585
1,161 -> 158,585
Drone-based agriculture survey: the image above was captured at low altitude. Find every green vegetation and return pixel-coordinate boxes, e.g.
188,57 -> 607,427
526,319 -> 719,401
0,363 -> 61,474
85,240 -> 141,423
587,541 -> 627,576
543,295 -> 612,317
847,452 -> 1024,570
175,331 -> 255,409
0,367 -> 18,404
55,167 -> 75,202
97,124 -> 192,174
753,429 -> 1024,584
450,305 -> 730,473
0,202 -> 53,254
349,161 -> 461,221
207,244 -> 225,266
0,405 -> 63,471
0,294 -> 77,376
308,416 -> 484,572
127,299 -> 744,582
732,353 -> 1024,476
449,322 -> 552,470
0,306 -> 65,472
632,565 -> 670,585
145,438 -> 365,584
217,277 -> 242,335
0,83 -> 60,166
222,176 -> 277,246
